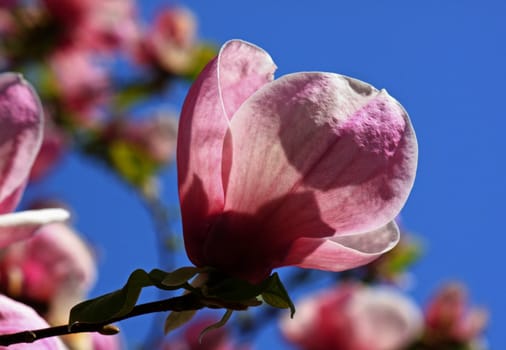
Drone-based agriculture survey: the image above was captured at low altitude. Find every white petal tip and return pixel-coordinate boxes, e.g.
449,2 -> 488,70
0,208 -> 70,227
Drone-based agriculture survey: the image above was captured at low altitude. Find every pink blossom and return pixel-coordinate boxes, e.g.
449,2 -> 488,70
0,73 -> 69,247
177,40 -> 418,283
163,317 -> 247,350
49,49 -> 109,124
0,294 -> 67,349
0,0 -> 16,9
0,10 -> 15,35
0,222 -> 96,325
91,332 -> 122,350
108,114 -> 178,164
76,0 -> 139,51
424,283 -> 487,344
137,7 -> 197,74
281,284 -> 423,350
43,0 -> 139,52
42,0 -> 99,25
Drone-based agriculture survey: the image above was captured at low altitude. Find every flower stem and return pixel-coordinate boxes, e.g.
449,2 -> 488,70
0,294 -> 204,346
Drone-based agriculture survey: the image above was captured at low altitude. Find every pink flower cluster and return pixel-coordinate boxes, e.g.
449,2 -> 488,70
0,0 -> 203,187
424,284 -> 487,346
281,284 -> 423,350
0,73 -> 120,349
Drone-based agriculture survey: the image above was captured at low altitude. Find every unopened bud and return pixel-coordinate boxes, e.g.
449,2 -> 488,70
98,324 -> 120,336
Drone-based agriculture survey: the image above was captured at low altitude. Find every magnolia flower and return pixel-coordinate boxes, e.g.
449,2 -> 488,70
49,49 -> 109,124
137,7 -> 197,74
107,114 -> 178,165
424,283 -> 487,345
43,0 -> 139,52
90,332 -> 122,350
0,222 -> 96,322
0,294 -> 67,349
0,73 -> 69,247
177,40 -> 418,283
163,317 -> 247,350
281,284 -> 423,350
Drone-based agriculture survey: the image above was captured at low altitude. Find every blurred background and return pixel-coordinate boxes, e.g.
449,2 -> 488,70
0,0 -> 503,349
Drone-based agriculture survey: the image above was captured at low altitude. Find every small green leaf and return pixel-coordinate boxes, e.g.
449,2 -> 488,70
69,268 -> 177,327
113,84 -> 153,110
198,309 -> 233,344
161,266 -> 205,287
261,273 -> 296,317
108,140 -> 159,188
164,310 -> 197,335
183,43 -> 218,81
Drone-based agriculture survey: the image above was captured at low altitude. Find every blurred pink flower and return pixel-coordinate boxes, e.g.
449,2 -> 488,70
0,222 -> 96,322
0,9 -> 15,35
110,114 -> 178,164
77,0 -> 139,51
43,0 -> 139,52
49,49 -> 109,124
42,0 -> 98,24
0,294 -> 67,349
424,283 -> 487,344
177,40 -> 418,283
281,284 -> 423,350
0,0 -> 16,9
163,317 -> 247,350
91,332 -> 122,350
137,7 -> 197,74
0,73 -> 69,247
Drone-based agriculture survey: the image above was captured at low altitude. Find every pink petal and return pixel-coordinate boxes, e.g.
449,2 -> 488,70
178,40 -> 276,266
0,183 -> 25,214
223,73 -> 417,237
0,73 -> 43,213
347,287 -> 423,350
0,294 -> 68,349
92,332 -> 122,350
279,221 -> 399,271
0,208 -> 70,248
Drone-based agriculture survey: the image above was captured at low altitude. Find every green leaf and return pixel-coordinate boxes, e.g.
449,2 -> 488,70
164,310 -> 197,335
69,269 -> 175,327
108,140 -> 159,188
113,83 -> 154,111
198,309 -> 233,344
161,266 -> 205,287
261,273 -> 296,317
183,43 -> 218,81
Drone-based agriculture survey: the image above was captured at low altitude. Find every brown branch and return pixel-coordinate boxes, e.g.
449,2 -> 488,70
0,293 -> 205,346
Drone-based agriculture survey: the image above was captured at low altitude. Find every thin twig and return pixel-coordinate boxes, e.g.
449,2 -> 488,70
0,294 -> 204,346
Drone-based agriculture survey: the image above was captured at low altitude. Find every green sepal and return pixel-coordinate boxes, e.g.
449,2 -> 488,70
69,268 -> 176,328
205,272 -> 295,316
198,309 -> 233,344
261,273 -> 296,318
164,310 -> 197,335
161,266 -> 206,287
205,275 -> 264,301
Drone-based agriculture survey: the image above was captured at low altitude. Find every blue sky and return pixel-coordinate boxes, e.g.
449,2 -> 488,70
30,0 -> 505,348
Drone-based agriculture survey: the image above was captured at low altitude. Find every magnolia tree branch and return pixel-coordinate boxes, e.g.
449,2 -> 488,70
0,294 -> 205,346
